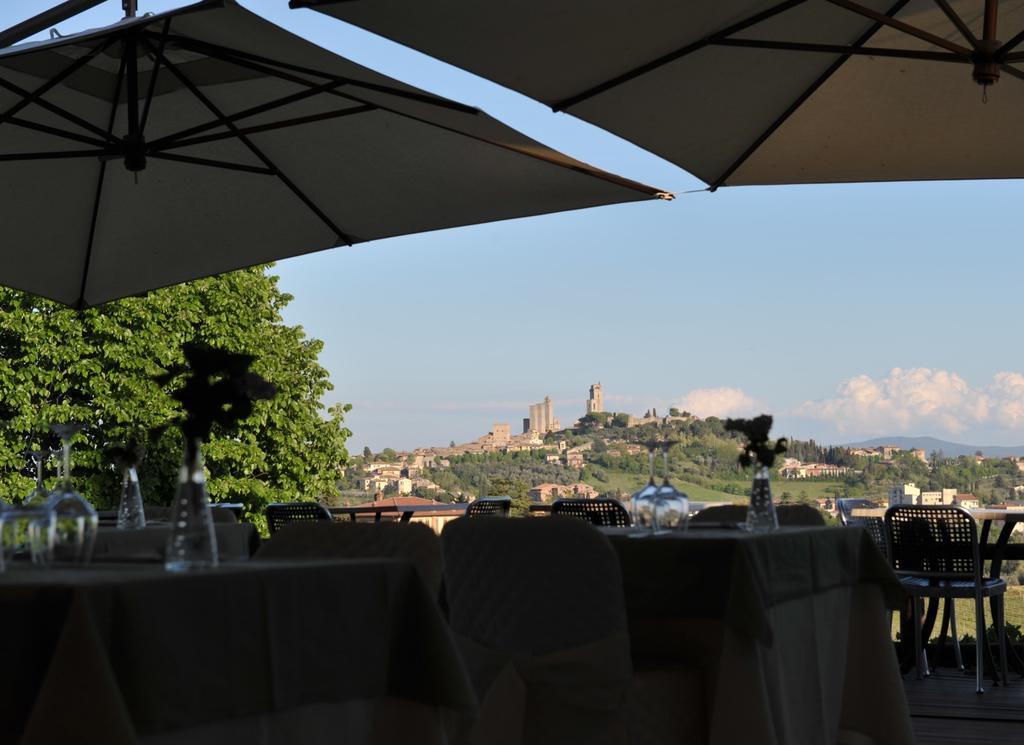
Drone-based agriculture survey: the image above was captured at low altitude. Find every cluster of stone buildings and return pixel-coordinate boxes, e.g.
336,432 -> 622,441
525,396 -> 561,434
354,461 -> 444,497
529,482 -> 599,502
888,483 -> 980,510
780,459 -> 851,479
849,445 -> 928,462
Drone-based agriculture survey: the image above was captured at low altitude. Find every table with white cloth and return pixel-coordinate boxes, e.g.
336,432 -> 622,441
0,559 -> 475,745
605,526 -> 912,745
90,523 -> 261,563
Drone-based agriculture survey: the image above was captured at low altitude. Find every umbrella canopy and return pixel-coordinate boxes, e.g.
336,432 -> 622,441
297,0 -> 1024,188
0,0 -> 667,308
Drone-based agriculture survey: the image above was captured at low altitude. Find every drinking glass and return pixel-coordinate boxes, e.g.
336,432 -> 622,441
653,444 -> 689,533
48,424 -> 98,563
630,443 -> 660,532
0,507 -> 55,569
24,450 -> 51,507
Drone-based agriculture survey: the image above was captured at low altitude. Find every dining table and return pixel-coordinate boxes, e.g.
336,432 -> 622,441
603,524 -> 914,745
0,558 -> 475,745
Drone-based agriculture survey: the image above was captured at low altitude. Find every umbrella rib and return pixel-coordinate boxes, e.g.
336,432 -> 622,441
997,29 -> 1024,58
552,0 -> 810,111
141,31 -> 479,115
1000,64 -> 1024,83
0,149 -> 109,162
933,0 -> 978,49
712,38 -> 964,63
0,75 -> 115,144
825,0 -> 971,56
147,77 -> 357,150
143,38 -> 355,245
0,36 -> 116,129
78,42 -> 128,311
5,116 -> 110,147
709,0 -> 911,191
148,151 -> 275,175
140,18 -> 172,134
153,105 -> 376,152
164,36 -> 664,197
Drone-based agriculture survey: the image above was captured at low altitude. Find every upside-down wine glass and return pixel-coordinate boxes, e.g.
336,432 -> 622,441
630,442 -> 660,532
48,424 -> 98,562
24,450 -> 51,507
653,443 -> 689,533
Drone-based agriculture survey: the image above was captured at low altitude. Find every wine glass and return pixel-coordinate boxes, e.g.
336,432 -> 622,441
48,423 -> 98,563
653,443 -> 689,533
630,442 -> 660,532
24,450 -> 51,507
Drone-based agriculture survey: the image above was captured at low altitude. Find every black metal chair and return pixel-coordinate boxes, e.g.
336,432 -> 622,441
885,504 -> 1008,692
466,496 -> 511,518
836,498 -> 878,526
551,497 -> 631,527
265,501 -> 332,535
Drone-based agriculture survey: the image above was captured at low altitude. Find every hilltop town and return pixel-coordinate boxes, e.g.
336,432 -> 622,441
334,384 -> 1024,517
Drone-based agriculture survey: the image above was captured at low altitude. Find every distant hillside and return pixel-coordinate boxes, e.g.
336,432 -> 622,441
845,436 -> 1024,458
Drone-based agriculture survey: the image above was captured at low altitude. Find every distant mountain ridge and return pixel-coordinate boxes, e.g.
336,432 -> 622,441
844,436 -> 1024,458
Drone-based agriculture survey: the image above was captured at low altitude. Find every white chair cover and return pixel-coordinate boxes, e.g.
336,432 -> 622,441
441,516 -> 633,745
255,521 -> 443,597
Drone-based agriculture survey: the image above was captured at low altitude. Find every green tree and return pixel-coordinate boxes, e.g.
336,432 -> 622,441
488,477 -> 532,517
379,448 -> 398,462
0,266 -> 351,526
362,446 -> 373,460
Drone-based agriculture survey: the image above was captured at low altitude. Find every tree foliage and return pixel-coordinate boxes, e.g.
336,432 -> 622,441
0,266 -> 351,523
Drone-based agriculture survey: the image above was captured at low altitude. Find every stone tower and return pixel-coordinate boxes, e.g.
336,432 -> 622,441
587,382 -> 604,414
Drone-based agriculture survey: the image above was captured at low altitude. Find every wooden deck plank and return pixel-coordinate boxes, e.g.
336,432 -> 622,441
906,670 -> 1024,744
912,717 -> 1024,745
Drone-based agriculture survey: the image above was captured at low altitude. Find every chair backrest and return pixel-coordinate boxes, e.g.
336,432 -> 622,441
441,516 -> 627,654
885,505 -> 981,581
466,496 -> 511,518
862,516 -> 889,561
550,498 -> 631,527
689,504 -> 747,524
836,498 -> 878,526
265,501 -> 332,534
255,521 -> 443,595
690,503 -> 825,526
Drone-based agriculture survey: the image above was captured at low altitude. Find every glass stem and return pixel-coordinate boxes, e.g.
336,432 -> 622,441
648,448 -> 655,483
35,457 -> 43,487
62,438 -> 72,491
662,448 -> 669,484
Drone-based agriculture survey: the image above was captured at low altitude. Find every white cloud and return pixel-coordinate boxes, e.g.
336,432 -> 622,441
677,387 -> 760,419
796,367 -> 1024,435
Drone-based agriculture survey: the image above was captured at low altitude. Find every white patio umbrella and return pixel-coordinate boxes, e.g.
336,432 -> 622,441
0,0 -> 668,308
297,0 -> 1024,188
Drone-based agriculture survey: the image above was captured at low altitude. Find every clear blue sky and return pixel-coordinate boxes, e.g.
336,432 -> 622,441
6,1 -> 1024,451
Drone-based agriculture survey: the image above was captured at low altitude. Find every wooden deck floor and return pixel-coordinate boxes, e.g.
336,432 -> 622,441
905,669 -> 1024,744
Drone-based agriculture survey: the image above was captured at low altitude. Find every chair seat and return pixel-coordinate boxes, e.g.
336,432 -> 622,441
899,576 -> 1007,598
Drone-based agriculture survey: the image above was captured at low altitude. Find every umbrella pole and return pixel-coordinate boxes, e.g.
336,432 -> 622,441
123,1 -> 137,19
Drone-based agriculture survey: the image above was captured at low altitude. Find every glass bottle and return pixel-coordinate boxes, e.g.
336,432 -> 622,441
165,438 -> 218,571
117,465 -> 146,530
746,465 -> 779,532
